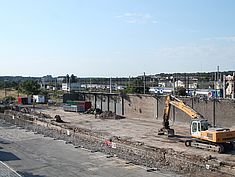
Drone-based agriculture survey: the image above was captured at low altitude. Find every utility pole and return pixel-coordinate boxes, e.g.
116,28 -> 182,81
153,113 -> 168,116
223,75 -> 226,98
17,82 -> 20,98
233,72 -> 235,99
55,78 -> 57,91
69,76 -> 71,93
110,77 -> 112,93
143,72 -> 146,94
173,75 -> 175,95
216,66 -> 220,98
66,75 -> 68,93
89,78 -> 92,92
4,80 -> 6,97
187,75 -> 190,96
214,71 -> 216,89
176,73 -> 178,88
212,99 -> 216,127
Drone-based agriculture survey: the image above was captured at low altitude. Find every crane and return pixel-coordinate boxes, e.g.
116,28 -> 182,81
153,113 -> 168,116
158,95 -> 235,153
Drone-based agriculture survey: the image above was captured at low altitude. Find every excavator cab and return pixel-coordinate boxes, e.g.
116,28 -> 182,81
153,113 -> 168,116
191,119 -> 209,138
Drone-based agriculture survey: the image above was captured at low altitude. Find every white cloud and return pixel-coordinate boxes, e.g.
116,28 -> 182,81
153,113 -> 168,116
217,36 -> 235,42
204,36 -> 235,42
115,12 -> 157,24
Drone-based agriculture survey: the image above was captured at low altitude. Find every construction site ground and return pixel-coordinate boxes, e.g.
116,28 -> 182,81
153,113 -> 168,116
37,106 -> 235,176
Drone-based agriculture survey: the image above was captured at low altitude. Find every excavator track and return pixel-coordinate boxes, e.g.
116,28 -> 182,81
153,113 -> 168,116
185,139 -> 234,153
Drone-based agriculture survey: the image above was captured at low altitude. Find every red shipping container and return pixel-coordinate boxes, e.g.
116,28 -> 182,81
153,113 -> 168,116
77,101 -> 91,111
18,97 -> 22,104
18,97 -> 32,105
84,101 -> 92,111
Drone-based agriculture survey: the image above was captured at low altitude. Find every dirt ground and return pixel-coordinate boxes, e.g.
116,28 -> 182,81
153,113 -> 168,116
35,106 -> 235,174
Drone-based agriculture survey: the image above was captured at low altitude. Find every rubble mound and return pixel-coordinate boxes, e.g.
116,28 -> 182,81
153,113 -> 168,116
98,111 -> 125,120
85,108 -> 102,115
32,111 -> 52,119
54,115 -> 65,123
20,107 -> 31,114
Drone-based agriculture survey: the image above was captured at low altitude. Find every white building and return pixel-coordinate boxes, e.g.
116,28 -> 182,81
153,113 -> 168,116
224,74 -> 235,98
62,83 -> 81,92
149,87 -> 173,94
33,95 -> 46,103
57,76 -> 66,83
175,80 -> 185,87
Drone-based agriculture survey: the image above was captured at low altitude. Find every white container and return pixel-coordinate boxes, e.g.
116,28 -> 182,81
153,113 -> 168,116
33,95 -> 45,103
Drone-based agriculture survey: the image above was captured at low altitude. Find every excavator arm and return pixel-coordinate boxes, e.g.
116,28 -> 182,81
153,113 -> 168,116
158,95 -> 204,137
169,96 -> 204,119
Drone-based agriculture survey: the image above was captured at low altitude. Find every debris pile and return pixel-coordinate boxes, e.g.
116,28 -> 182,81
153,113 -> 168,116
20,107 -> 31,114
85,109 -> 125,120
85,108 -> 102,114
16,106 -> 52,119
31,111 -> 52,119
40,112 -> 52,119
54,115 -> 65,123
98,111 -> 125,120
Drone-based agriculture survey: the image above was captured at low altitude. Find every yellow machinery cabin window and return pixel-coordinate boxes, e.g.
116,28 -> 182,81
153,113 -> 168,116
192,122 -> 197,132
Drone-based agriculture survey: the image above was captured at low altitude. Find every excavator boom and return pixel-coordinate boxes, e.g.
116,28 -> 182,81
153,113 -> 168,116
169,96 -> 204,119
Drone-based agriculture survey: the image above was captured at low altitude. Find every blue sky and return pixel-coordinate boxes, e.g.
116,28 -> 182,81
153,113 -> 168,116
0,0 -> 235,77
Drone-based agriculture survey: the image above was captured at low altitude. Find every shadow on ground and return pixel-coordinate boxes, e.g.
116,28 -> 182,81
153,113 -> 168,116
0,139 -> 11,145
0,151 -> 21,161
18,172 -> 45,177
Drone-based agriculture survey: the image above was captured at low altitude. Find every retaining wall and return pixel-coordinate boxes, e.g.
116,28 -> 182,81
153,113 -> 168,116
85,93 -> 235,128
123,95 -> 235,128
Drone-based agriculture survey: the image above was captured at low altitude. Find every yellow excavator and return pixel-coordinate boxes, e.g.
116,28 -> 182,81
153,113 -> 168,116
158,95 -> 235,153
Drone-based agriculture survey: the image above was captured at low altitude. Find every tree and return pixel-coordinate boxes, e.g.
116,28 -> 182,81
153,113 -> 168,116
0,80 -> 18,89
125,79 -> 149,94
63,74 -> 70,83
39,89 -> 49,97
70,74 -> 77,83
175,87 -> 187,96
19,80 -> 41,96
3,96 -> 16,103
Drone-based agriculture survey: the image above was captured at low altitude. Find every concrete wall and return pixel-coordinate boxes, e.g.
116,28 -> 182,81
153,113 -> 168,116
123,94 -> 157,119
84,93 -> 235,128
123,95 -> 235,129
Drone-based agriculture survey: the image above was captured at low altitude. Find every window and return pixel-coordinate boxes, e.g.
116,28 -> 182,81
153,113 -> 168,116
201,122 -> 208,131
192,122 -> 197,132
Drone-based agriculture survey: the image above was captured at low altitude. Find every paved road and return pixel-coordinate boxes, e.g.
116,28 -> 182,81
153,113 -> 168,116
0,120 -> 179,177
